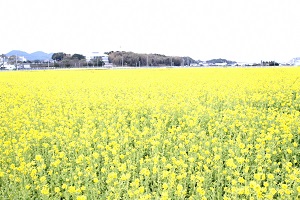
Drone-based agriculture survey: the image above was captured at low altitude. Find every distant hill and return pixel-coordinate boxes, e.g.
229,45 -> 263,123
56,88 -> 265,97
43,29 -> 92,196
6,50 -> 29,58
6,50 -> 53,61
206,58 -> 236,64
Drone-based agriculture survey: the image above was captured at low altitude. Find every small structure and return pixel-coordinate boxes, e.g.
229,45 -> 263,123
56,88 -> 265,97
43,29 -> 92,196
3,64 -> 16,70
23,64 -> 31,69
214,62 -> 227,66
85,52 -> 102,61
84,52 -> 113,67
18,56 -> 27,62
190,63 -> 199,67
101,56 -> 112,67
291,58 -> 300,66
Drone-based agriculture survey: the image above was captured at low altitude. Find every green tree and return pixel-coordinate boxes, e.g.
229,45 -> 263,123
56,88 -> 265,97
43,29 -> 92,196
71,54 -> 85,60
52,52 -> 66,61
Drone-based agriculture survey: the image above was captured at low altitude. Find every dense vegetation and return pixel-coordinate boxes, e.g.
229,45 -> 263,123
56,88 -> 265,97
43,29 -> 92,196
206,58 -> 236,65
0,68 -> 300,199
51,53 -> 104,67
107,51 -> 196,67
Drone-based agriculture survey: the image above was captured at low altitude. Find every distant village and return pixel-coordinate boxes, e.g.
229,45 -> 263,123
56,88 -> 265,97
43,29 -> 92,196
0,52 -> 111,70
1,50 -> 299,70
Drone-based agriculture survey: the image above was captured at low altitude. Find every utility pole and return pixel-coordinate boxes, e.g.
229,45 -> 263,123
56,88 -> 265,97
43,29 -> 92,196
147,54 -> 149,67
15,55 -> 18,70
120,45 -> 123,67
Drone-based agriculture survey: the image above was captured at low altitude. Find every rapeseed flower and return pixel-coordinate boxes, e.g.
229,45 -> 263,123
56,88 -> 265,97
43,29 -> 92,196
1,68 -> 300,199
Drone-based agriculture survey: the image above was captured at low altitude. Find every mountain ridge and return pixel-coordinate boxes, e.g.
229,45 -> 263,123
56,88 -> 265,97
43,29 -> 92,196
6,50 -> 53,61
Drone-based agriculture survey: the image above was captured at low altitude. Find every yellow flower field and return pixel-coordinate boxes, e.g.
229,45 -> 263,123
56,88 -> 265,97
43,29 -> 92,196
0,68 -> 300,199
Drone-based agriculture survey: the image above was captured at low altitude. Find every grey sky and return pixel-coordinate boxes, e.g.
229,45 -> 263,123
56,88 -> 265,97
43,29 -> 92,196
1,0 -> 299,62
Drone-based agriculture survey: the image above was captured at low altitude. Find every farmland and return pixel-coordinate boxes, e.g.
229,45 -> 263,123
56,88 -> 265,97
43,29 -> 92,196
0,68 -> 300,199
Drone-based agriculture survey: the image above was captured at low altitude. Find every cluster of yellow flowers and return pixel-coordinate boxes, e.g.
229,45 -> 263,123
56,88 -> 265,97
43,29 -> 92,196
0,68 -> 299,199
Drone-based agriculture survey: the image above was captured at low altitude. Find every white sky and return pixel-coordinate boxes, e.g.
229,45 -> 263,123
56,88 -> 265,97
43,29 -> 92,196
1,0 -> 299,62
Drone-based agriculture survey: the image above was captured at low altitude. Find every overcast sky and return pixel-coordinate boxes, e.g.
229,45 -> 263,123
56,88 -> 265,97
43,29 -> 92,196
1,0 -> 299,62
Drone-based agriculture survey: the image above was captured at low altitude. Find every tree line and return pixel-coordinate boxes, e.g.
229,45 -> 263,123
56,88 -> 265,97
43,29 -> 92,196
261,61 -> 279,66
106,51 -> 196,67
206,58 -> 236,65
51,52 -> 105,67
1,51 -> 197,68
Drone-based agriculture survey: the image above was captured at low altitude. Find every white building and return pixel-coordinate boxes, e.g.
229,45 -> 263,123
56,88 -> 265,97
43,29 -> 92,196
85,52 -> 99,61
23,64 -> 31,69
101,56 -> 110,66
3,64 -> 16,70
85,52 -> 111,67
214,62 -> 227,66
190,63 -> 199,67
291,57 -> 300,66
18,56 -> 27,62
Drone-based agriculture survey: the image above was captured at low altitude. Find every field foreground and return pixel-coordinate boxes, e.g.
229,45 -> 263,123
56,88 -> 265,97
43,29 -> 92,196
0,68 -> 300,199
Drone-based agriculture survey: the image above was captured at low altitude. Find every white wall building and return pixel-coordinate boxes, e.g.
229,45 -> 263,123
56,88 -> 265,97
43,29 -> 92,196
291,57 -> 300,66
18,56 -> 27,62
85,52 -> 103,61
3,64 -> 16,70
85,52 -> 110,67
214,62 -> 227,66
